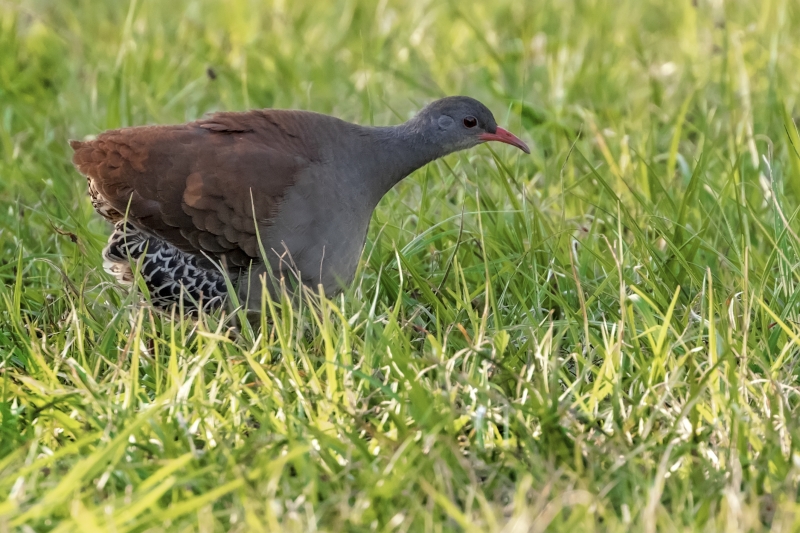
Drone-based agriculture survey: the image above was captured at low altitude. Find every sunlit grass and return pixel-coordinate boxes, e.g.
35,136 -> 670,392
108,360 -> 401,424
2,0 -> 800,530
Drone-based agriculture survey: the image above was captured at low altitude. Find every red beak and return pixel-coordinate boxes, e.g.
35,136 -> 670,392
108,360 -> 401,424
479,127 -> 530,154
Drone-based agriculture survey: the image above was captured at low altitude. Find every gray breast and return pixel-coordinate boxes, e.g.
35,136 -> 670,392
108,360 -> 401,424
241,163 -> 376,301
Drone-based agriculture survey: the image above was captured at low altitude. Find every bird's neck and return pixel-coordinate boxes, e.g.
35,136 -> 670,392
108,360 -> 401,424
364,119 -> 445,201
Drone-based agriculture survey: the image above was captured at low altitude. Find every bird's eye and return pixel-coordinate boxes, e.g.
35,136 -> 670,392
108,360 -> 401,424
463,116 -> 478,128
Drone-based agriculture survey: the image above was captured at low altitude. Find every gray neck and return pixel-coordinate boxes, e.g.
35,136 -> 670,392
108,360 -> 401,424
360,118 -> 446,203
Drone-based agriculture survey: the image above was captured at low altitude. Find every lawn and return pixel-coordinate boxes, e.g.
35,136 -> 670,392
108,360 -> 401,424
2,0 -> 800,531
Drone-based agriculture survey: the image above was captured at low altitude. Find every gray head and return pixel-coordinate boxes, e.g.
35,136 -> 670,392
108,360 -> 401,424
409,96 -> 530,155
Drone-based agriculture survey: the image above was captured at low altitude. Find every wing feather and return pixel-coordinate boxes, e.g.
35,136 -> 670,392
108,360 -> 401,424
71,110 -> 318,267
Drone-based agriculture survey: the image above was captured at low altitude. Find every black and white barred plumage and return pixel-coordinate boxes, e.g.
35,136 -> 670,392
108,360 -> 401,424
102,221 -> 228,313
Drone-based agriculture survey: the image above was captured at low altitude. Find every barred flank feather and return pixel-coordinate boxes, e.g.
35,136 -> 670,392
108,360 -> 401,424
103,221 -> 228,313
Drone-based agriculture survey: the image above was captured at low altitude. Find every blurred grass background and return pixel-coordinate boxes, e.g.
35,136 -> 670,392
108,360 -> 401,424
2,0 -> 800,530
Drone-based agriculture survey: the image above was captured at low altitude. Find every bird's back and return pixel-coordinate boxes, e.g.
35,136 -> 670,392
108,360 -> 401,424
71,109 -> 328,267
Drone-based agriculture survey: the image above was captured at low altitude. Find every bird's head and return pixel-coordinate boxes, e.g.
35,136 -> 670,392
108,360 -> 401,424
412,96 -> 530,155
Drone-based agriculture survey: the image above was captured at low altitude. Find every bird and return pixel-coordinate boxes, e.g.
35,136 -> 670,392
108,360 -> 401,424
70,96 -> 530,313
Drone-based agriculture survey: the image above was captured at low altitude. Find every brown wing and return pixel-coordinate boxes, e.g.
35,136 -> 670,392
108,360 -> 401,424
71,110 -> 319,267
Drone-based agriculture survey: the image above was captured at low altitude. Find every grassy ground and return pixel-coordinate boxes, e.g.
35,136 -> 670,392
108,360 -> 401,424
1,0 -> 800,530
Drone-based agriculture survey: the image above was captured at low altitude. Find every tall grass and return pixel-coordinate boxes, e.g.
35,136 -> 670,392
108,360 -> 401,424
2,0 -> 800,530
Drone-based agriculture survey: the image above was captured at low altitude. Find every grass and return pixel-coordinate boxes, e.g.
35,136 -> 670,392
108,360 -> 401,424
2,0 -> 800,530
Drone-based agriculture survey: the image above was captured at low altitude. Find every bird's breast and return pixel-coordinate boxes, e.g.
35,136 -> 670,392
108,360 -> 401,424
257,165 -> 376,293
